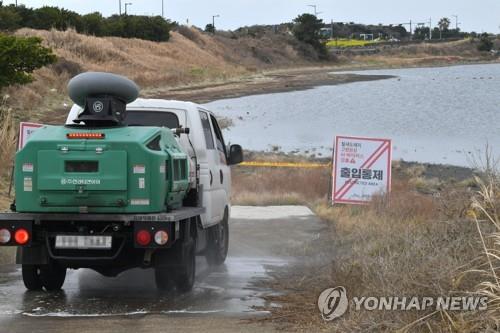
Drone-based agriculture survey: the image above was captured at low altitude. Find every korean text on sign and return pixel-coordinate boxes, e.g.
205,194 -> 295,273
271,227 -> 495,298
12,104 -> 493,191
332,136 -> 392,204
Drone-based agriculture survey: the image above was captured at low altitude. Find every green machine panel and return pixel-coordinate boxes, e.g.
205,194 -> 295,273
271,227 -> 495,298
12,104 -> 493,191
37,150 -> 127,191
14,125 -> 190,214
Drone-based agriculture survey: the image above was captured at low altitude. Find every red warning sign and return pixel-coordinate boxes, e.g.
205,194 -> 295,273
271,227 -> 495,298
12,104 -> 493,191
332,136 -> 392,204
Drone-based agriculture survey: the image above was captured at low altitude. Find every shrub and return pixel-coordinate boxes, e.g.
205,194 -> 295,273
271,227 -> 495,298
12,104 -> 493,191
292,13 -> 327,59
0,33 -> 56,90
477,33 -> 493,52
0,3 -> 173,42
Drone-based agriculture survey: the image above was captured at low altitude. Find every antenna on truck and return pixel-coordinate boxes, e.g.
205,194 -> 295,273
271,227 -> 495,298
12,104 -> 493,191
67,72 -> 140,127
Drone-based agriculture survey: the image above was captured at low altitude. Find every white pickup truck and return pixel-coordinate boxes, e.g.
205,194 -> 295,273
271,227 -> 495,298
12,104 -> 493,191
39,98 -> 242,291
67,99 -> 239,230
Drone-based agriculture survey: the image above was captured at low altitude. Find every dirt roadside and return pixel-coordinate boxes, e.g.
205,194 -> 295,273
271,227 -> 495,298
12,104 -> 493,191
145,66 -> 393,104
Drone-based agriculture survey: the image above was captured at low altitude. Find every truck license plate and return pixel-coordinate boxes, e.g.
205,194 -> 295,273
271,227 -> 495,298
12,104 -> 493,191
55,235 -> 112,249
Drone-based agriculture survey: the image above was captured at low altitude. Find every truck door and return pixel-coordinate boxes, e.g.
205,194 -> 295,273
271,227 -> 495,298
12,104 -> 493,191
199,110 -> 222,224
209,114 -> 230,219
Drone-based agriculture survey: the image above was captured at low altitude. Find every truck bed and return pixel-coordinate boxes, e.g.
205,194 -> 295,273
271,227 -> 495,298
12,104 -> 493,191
0,207 -> 205,225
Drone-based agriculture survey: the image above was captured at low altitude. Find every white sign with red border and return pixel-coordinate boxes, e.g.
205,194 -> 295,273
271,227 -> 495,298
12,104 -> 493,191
18,122 -> 43,150
332,136 -> 392,204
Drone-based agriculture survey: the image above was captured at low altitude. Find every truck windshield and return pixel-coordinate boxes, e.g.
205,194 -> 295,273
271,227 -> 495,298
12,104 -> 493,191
124,111 -> 179,128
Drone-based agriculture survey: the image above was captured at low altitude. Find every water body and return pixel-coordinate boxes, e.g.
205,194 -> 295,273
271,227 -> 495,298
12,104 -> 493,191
205,63 -> 500,166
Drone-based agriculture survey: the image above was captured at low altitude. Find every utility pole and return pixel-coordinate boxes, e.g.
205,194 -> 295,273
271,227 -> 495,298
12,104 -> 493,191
125,2 -> 132,15
331,19 -> 334,39
429,17 -> 432,40
308,4 -> 322,16
162,0 -> 164,18
119,0 -> 122,15
400,20 -> 413,40
212,14 -> 220,33
452,15 -> 460,30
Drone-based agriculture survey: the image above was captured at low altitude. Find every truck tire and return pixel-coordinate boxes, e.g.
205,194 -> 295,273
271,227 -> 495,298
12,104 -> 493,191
39,263 -> 66,291
22,265 -> 43,291
205,209 -> 229,266
174,239 -> 196,293
154,268 -> 174,292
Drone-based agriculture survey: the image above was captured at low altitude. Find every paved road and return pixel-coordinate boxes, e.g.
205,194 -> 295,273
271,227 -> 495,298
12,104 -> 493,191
0,206 -> 324,333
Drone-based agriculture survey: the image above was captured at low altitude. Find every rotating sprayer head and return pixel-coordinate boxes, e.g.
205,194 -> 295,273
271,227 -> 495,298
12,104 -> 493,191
67,72 -> 140,126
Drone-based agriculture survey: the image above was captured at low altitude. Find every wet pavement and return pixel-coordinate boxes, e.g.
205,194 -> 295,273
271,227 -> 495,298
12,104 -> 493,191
0,206 -> 324,332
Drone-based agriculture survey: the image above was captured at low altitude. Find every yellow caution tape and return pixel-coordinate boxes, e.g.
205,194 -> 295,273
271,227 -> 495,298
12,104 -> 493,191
239,161 -> 331,169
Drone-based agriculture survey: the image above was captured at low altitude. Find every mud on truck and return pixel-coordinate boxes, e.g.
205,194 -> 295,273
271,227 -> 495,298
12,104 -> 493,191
0,72 -> 243,292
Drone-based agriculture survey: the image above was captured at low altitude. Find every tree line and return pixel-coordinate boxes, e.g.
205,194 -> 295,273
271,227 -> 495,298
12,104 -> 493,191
0,2 -> 174,42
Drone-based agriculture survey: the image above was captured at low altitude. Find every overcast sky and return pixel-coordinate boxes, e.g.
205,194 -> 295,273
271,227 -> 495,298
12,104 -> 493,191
4,0 -> 500,33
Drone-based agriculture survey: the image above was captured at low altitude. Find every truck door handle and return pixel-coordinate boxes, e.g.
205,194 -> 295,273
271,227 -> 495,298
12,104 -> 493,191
220,170 -> 223,184
210,171 -> 213,186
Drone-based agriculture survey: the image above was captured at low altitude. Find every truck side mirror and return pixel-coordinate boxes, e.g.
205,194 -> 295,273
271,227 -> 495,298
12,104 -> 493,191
228,145 -> 243,165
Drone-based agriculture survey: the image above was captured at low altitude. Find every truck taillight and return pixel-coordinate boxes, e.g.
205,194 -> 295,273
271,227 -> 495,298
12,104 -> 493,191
136,230 -> 151,246
0,229 -> 11,244
14,228 -> 30,245
67,133 -> 105,139
154,230 -> 169,245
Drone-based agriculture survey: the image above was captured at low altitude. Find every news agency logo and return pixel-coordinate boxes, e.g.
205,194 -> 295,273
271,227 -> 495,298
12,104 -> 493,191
93,101 -> 104,113
317,286 -> 349,321
318,286 -> 488,321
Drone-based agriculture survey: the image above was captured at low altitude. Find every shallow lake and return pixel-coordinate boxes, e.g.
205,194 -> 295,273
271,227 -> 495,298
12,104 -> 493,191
205,63 -> 500,166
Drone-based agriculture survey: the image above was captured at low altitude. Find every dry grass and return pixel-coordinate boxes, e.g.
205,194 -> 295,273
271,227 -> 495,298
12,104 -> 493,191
232,166 -> 330,206
234,155 -> 492,331
311,188 -> 481,331
0,99 -> 17,263
0,98 -> 17,210
0,27 -> 320,129
456,156 -> 500,331
342,39 -> 495,69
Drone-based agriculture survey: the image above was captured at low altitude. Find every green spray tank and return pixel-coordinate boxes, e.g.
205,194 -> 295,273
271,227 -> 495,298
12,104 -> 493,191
14,72 -> 190,213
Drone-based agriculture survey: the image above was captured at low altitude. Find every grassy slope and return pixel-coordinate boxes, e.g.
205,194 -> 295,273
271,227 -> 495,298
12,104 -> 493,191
6,27 -> 316,125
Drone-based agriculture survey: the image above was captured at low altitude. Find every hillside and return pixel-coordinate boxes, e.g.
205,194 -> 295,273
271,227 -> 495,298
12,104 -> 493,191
3,27 -> 320,124
4,28 -> 498,124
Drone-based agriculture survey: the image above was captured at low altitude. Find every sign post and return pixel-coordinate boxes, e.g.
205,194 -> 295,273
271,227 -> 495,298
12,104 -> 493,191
9,122 -> 43,198
18,122 -> 43,150
332,136 -> 392,204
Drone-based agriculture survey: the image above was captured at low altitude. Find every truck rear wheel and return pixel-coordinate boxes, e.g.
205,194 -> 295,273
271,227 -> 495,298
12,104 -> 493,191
205,209 -> 229,266
174,239 -> 196,293
22,265 -> 43,291
39,263 -> 66,291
